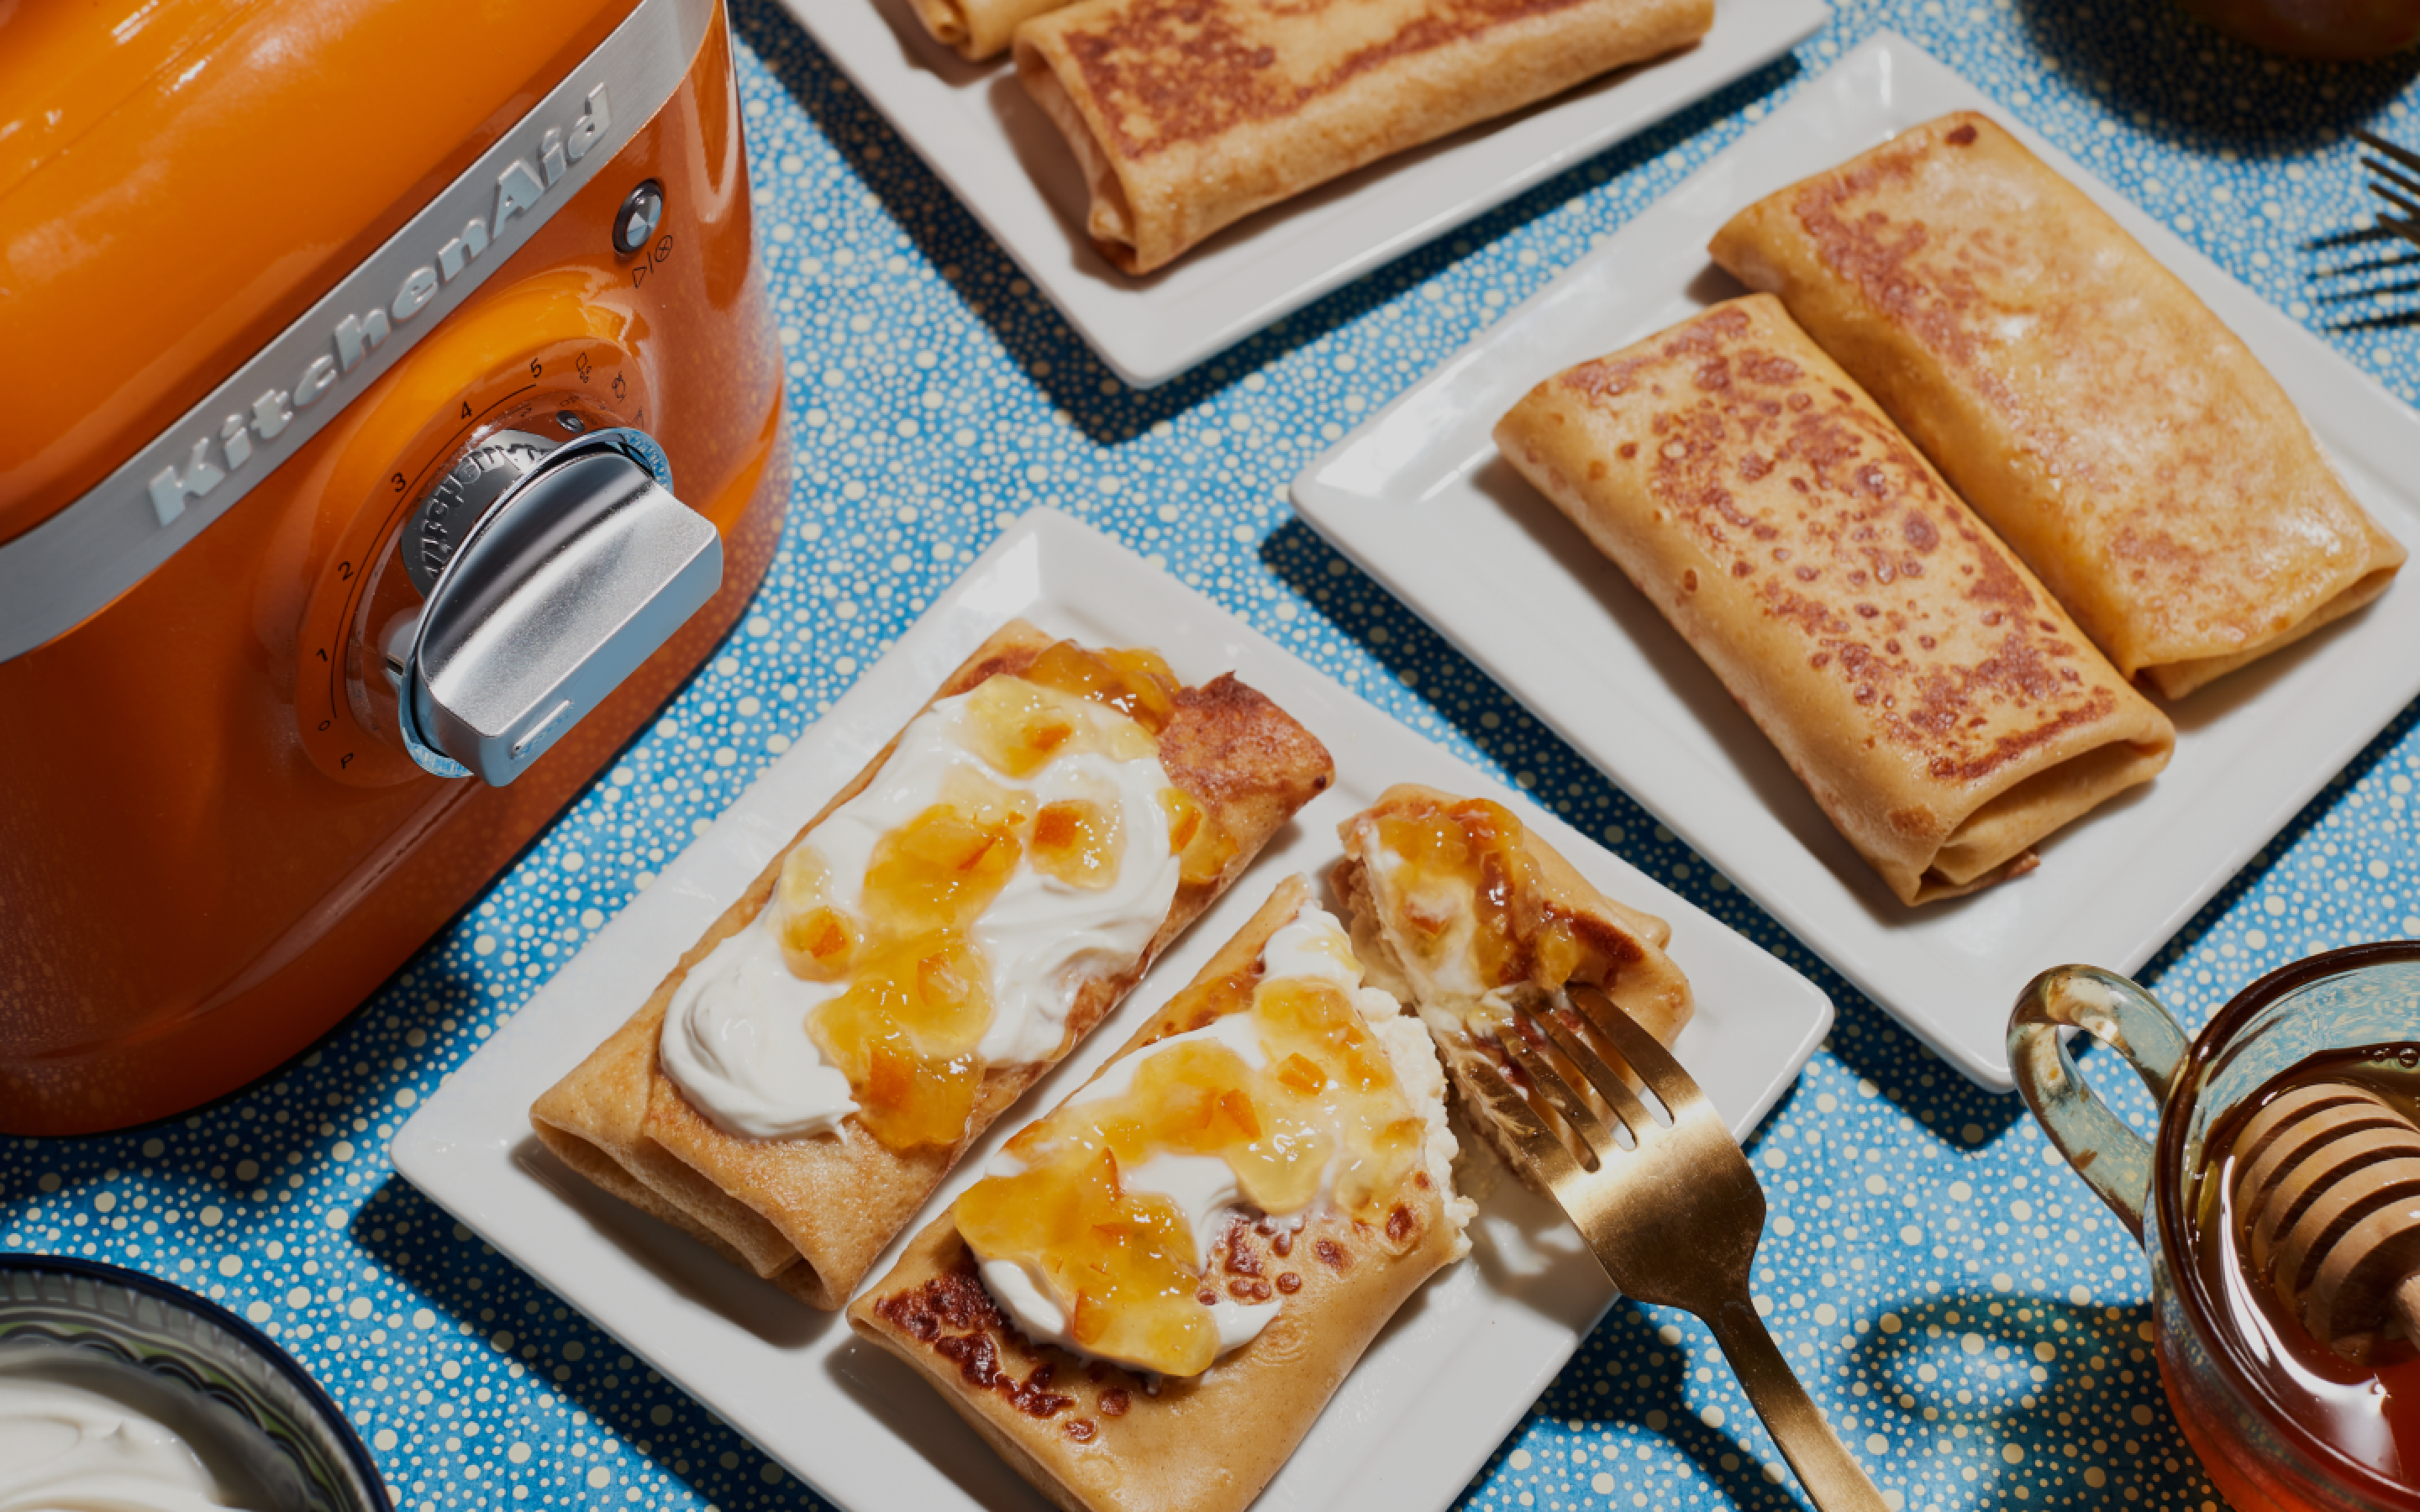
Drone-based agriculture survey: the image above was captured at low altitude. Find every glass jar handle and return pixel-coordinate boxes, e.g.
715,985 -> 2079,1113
2006,966 -> 2191,1242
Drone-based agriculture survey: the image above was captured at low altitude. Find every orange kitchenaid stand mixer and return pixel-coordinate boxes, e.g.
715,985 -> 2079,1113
0,0 -> 789,1134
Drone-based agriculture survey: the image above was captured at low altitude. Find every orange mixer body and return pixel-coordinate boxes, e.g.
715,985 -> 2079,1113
0,0 -> 787,1133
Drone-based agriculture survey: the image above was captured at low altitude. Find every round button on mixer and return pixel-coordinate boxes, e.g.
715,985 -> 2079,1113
613,179 -> 666,258
384,425 -> 722,786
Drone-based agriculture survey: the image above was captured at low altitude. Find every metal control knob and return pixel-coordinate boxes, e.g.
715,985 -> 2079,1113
397,429 -> 557,596
385,426 -> 720,786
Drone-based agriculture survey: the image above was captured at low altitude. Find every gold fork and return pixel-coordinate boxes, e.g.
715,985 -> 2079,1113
2311,130 -> 2420,332
1452,982 -> 1889,1512
2354,129 -> 2420,253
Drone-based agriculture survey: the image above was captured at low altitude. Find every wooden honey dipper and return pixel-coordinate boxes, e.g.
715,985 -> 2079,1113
2231,1080 -> 2420,1365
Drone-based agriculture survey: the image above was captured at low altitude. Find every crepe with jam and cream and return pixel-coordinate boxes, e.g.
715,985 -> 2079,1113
1707,113 -> 2405,700
1013,0 -> 1713,275
848,874 -> 1470,1512
1494,297 -> 2175,905
530,622 -> 1333,1308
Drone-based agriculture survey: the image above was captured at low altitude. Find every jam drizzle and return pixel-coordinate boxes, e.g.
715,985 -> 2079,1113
769,643 -> 1237,1152
952,916 -> 1418,1378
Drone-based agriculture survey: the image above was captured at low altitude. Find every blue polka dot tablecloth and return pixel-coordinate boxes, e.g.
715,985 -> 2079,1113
9,1 -> 2420,1509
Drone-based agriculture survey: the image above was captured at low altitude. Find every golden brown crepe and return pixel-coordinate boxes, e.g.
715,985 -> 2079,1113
1013,0 -> 1713,275
1707,112 -> 2406,701
847,876 -> 1468,1512
530,622 -> 1334,1308
908,0 -> 1066,59
1494,297 -> 2176,905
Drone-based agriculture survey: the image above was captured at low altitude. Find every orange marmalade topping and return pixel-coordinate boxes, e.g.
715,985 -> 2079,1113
770,643 -> 1234,1152
793,790 -> 1026,1148
1028,799 -> 1122,889
1376,798 -> 1581,995
1021,640 -> 1180,735
954,928 -> 1423,1377
1159,785 -> 1235,888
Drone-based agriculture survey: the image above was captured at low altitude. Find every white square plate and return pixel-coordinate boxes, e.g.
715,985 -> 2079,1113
393,507 -> 1832,1512
1290,31 -> 2420,1091
776,0 -> 1828,387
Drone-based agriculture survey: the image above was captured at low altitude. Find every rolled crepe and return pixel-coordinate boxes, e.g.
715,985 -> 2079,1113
847,875 -> 1470,1512
908,0 -> 1066,60
530,622 -> 1334,1307
1013,0 -> 1713,275
1495,296 -> 2176,905
1708,112 -> 2406,701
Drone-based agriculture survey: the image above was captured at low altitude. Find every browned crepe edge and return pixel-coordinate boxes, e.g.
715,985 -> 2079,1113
529,1017 -> 800,1278
529,1116 -> 795,1283
845,874 -> 1458,1512
1492,296 -> 2176,906
906,0 -> 971,53
2142,559 -> 2401,700
1013,37 -> 1142,270
1923,738 -> 2160,892
1012,0 -> 1712,275
917,0 -> 1073,60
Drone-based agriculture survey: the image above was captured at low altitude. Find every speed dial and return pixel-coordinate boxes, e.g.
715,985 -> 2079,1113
382,424 -> 721,785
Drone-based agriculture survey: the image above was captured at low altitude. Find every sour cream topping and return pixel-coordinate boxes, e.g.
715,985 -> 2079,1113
1364,835 -> 1490,1000
660,683 -> 1181,1140
0,1362 -> 275,1512
975,903 -> 1465,1371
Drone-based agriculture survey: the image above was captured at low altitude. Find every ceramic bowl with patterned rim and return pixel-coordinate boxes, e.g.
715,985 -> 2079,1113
0,1253 -> 385,1511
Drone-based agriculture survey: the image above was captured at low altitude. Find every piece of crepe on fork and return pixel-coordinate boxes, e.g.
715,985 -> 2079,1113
1013,0 -> 1714,275
1494,296 -> 2175,905
848,874 -> 1471,1512
1708,112 -> 2405,700
1331,785 -> 1691,1180
531,622 -> 1333,1307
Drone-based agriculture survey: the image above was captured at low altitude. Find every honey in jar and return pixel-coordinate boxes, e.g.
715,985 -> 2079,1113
2187,1043 -> 2420,1493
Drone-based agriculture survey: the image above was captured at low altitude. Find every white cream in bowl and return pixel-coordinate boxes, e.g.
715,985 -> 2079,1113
0,1350 -> 282,1512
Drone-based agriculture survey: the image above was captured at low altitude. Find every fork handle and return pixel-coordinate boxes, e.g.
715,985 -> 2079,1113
1706,1294 -> 1892,1512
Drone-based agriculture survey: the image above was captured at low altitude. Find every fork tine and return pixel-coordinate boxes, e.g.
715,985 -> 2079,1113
2352,131 -> 2420,265
2367,158 -> 2420,200
2369,181 -> 2420,222
1455,1053 -> 1589,1185
1523,1004 -> 1660,1139
2315,249 -> 2420,280
2322,277 -> 2420,304
1496,1032 -> 1623,1167
1566,983 -> 1711,1125
2308,224 -> 2401,250
1500,1030 -> 1616,1161
2357,129 -> 2420,176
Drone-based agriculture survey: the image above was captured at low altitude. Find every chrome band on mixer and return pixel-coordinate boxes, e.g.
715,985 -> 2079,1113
0,0 -> 715,665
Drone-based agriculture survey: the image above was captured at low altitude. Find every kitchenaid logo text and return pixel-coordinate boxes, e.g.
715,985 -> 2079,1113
143,85 -> 615,530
